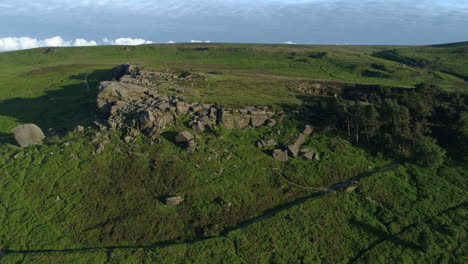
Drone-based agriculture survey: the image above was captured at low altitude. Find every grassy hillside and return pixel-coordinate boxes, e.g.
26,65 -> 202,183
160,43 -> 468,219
0,43 -> 466,263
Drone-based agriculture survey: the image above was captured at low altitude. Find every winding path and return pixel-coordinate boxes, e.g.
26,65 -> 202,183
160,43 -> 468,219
1,164 -> 400,258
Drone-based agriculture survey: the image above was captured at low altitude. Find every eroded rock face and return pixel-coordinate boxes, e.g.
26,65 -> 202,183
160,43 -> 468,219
12,124 -> 46,147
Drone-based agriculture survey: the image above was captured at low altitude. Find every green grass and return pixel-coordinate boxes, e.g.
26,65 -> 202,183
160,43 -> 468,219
0,43 -> 466,263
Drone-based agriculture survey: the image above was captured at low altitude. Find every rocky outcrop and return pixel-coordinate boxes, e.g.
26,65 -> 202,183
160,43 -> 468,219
97,64 -> 280,143
12,124 -> 46,148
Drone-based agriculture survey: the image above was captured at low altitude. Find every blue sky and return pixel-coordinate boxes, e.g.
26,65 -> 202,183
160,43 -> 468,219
0,0 -> 467,50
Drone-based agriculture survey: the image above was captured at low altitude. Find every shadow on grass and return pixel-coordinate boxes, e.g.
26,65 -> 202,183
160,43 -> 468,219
0,69 -> 112,144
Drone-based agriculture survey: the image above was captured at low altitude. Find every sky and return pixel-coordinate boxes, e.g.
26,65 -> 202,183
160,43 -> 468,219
0,0 -> 467,51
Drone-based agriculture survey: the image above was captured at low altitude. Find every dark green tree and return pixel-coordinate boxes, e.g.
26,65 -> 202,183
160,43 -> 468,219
413,136 -> 447,168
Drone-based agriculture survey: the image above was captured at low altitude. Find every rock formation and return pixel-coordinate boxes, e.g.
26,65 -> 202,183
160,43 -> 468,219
11,124 -> 46,148
96,64 -> 279,143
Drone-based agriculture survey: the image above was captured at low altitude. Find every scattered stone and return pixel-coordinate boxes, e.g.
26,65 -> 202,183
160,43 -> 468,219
11,124 -> 46,148
62,142 -> 71,148
165,196 -> 184,206
55,195 -> 61,201
124,136 -> 134,143
273,149 -> 289,162
215,168 -> 224,175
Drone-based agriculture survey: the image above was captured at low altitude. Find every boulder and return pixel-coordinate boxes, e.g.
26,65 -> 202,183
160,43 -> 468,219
273,149 -> 289,162
176,131 -> 194,143
193,121 -> 206,133
138,110 -> 156,130
176,104 -> 190,115
12,124 -> 46,148
294,133 -> 306,147
157,102 -> 171,111
300,148 -> 314,160
145,126 -> 163,138
165,196 -> 184,206
154,113 -> 175,129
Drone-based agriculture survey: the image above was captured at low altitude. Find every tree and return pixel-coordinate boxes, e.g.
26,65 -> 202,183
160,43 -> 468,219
413,136 -> 446,168
361,105 -> 380,143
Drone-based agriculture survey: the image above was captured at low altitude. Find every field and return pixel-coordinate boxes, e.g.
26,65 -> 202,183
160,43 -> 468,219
0,43 -> 466,263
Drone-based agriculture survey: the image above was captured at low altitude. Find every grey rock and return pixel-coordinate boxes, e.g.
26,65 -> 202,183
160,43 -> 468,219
165,196 -> 184,206
138,110 -> 155,130
12,124 -> 46,148
287,145 -> 300,158
187,140 -> 197,152
303,125 -> 314,137
97,81 -> 149,114
273,149 -> 289,162
266,119 -> 277,127
257,139 -> 277,148
176,131 -> 194,143
193,121 -> 206,133
300,149 -> 314,160
314,153 -> 321,161
74,125 -> 85,133
294,133 -> 306,147
250,115 -> 269,127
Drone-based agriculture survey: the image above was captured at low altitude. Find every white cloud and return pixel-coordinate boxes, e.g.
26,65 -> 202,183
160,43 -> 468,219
284,41 -> 297,44
0,36 -> 75,51
0,36 -> 153,51
73,38 -> 98,46
166,40 -> 176,44
190,40 -> 212,43
108,37 -> 153,45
